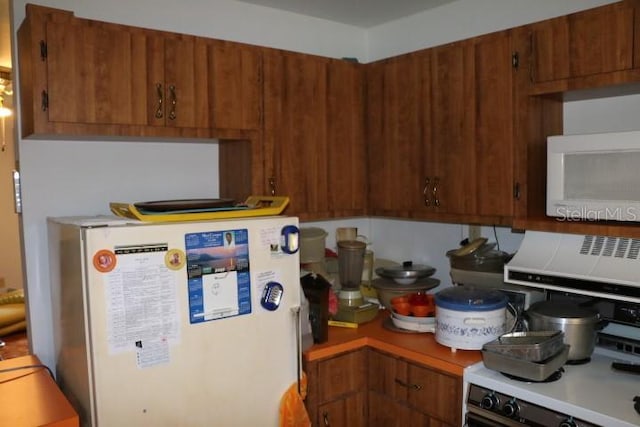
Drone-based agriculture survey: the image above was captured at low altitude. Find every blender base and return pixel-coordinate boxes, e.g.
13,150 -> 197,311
332,302 -> 379,324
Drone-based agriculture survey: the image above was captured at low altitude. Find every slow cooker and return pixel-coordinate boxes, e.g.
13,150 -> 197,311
434,286 -> 507,351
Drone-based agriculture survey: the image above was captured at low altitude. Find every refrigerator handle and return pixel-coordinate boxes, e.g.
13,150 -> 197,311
291,306 -> 302,395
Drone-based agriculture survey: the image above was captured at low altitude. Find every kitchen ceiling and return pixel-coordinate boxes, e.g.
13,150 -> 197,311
235,0 -> 458,28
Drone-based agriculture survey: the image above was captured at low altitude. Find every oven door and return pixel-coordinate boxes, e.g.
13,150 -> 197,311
466,407 -> 523,427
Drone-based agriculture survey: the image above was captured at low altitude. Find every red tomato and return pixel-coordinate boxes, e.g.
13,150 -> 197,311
408,292 -> 429,306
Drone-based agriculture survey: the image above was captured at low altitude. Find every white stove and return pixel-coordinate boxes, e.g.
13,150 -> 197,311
462,231 -> 640,427
464,345 -> 640,426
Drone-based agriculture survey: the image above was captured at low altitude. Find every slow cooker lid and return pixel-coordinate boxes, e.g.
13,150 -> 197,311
435,286 -> 507,311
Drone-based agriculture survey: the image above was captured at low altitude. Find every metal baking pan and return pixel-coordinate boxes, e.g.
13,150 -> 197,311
481,344 -> 569,381
482,330 -> 565,362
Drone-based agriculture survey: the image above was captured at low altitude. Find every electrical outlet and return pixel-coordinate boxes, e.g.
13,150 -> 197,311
469,225 -> 481,241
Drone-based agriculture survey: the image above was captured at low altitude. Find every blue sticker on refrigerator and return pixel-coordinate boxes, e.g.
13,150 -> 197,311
185,229 -> 251,323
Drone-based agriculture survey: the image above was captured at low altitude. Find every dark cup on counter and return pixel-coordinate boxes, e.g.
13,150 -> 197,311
301,273 -> 331,343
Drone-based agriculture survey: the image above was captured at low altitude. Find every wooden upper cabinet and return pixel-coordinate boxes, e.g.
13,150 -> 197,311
473,30 -> 515,220
18,4 -> 262,139
326,59 -> 367,216
263,49 -> 366,219
430,40 -> 476,216
45,18 -> 150,126
367,32 -> 515,226
208,40 -> 262,130
263,49 -> 328,217
531,1 -> 635,82
147,34 -> 210,129
366,53 -> 428,217
429,31 -> 515,224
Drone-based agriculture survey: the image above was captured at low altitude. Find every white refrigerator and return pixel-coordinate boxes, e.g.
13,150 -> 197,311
47,215 -> 302,427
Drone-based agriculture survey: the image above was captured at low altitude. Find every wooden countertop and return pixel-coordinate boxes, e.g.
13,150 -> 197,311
0,355 -> 79,427
304,311 -> 482,376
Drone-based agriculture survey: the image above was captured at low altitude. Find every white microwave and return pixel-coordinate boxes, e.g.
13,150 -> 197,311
547,130 -> 640,222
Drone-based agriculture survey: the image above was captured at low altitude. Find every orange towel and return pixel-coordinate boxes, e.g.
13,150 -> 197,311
279,372 -> 311,427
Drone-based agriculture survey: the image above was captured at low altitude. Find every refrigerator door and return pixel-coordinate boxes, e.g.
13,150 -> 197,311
59,216 -> 300,426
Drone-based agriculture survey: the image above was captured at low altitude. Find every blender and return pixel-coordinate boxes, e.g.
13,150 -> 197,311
333,240 -> 379,323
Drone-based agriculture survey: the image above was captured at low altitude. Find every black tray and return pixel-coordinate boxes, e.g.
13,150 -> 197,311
134,198 -> 236,212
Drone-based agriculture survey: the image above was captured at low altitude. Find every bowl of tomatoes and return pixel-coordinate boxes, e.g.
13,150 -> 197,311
390,292 -> 436,317
372,277 -> 440,310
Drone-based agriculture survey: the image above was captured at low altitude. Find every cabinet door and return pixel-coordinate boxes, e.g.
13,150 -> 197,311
162,35 -> 209,128
531,2 -> 634,82
406,363 -> 462,426
326,59 -> 367,216
46,19 -> 209,130
305,350 -> 367,427
473,31 -> 514,218
368,346 -> 408,401
368,349 -> 459,427
263,50 -> 328,216
367,53 -> 427,216
430,41 -> 476,216
317,350 -> 367,403
368,391 -> 427,427
317,392 -> 366,427
46,19 -> 150,126
208,40 -> 262,130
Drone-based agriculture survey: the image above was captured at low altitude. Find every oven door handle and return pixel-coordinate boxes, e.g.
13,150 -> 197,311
466,407 -> 522,427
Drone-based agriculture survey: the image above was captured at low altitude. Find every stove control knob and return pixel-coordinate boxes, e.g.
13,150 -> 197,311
502,399 -> 520,418
559,418 -> 577,427
480,393 -> 500,411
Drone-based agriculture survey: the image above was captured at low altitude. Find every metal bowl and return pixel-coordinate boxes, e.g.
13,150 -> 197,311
375,261 -> 435,284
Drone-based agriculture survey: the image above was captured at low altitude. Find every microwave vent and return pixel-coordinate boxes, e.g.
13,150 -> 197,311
581,235 -> 640,260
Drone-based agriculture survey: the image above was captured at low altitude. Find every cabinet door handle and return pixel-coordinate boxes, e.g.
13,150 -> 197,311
322,412 -> 330,426
41,90 -> 49,112
394,378 -> 423,391
168,85 -> 177,121
423,177 -> 431,207
269,177 -> 276,196
529,32 -> 535,83
432,177 -> 440,207
155,83 -> 164,119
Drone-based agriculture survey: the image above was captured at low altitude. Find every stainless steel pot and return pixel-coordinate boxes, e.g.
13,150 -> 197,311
524,301 -> 605,361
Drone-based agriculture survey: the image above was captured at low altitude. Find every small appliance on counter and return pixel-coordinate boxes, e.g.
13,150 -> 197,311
434,286 -> 509,351
447,238 -> 545,331
299,227 -> 329,278
447,237 -> 511,288
332,240 -> 378,324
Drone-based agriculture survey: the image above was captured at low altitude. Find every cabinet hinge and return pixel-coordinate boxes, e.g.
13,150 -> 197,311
41,90 -> 49,111
39,40 -> 47,61
513,182 -> 521,200
511,52 -> 519,70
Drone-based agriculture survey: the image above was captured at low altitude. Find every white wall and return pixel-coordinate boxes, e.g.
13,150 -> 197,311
306,217 -> 524,290
564,93 -> 640,134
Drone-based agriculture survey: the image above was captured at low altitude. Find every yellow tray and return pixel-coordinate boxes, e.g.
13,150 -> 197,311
110,196 -> 289,222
